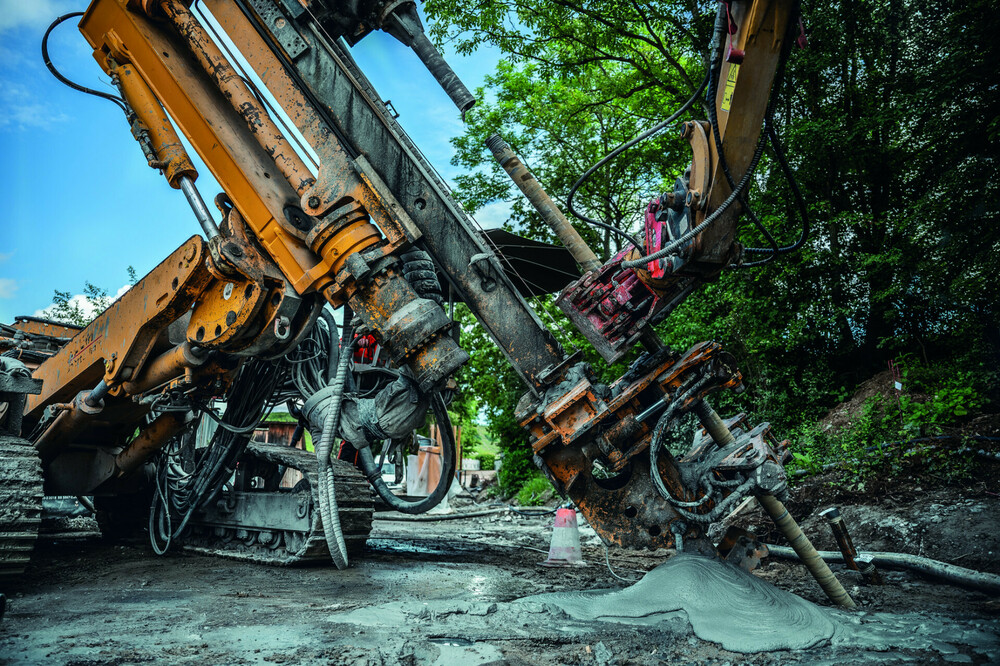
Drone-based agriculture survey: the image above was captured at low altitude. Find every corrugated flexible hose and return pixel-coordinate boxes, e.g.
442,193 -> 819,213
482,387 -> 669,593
315,339 -> 354,569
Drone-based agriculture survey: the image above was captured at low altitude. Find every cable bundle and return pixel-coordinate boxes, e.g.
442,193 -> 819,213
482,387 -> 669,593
148,359 -> 285,554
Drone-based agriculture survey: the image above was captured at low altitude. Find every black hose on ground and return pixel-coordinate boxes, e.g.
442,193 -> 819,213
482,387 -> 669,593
357,394 -> 455,514
374,507 -> 510,522
766,544 -> 1000,595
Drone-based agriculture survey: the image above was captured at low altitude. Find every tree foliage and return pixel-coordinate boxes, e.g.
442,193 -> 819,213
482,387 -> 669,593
43,282 -> 113,327
427,0 -> 999,491
43,266 -> 137,327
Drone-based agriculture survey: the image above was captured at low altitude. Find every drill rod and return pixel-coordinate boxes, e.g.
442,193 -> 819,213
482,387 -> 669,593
486,133 -> 602,273
695,400 -> 857,609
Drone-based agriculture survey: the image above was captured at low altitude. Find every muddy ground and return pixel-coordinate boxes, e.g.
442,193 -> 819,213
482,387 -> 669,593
1,472 -> 999,666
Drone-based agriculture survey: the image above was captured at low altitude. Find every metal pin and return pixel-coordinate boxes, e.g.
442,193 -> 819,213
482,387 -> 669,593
855,554 -> 884,586
84,380 -> 109,409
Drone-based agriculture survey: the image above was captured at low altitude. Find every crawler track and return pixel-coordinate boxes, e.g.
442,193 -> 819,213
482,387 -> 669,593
0,436 -> 44,578
181,443 -> 373,565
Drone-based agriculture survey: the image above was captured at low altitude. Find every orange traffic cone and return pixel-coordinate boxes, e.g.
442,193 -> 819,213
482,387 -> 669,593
540,507 -> 585,567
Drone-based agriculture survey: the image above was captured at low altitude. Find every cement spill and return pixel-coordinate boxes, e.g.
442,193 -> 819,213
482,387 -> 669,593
521,553 -> 1000,657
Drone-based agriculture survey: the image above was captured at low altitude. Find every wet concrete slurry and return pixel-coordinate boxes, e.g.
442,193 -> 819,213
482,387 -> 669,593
1,513 -> 997,664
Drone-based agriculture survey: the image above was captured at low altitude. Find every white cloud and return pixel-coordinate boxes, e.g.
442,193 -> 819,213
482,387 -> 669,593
0,81 -> 70,130
0,0 -> 78,33
0,278 -> 18,299
33,284 -> 131,321
469,200 -> 513,229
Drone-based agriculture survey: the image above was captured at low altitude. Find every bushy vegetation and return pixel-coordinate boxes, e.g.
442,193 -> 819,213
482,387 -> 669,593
469,451 -> 496,471
516,474 -> 556,506
786,359 -> 990,487
427,0 -> 999,495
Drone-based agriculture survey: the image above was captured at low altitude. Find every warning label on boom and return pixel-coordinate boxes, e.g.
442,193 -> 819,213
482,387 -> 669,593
721,63 -> 740,112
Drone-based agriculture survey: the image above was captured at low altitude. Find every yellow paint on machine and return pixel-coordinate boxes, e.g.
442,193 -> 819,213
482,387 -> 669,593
721,63 -> 740,112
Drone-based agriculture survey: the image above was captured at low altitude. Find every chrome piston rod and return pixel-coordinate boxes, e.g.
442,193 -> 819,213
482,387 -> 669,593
178,175 -> 220,239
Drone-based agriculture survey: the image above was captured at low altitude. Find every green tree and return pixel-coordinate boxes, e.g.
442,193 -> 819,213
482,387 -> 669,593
43,266 -> 138,327
44,282 -> 112,327
430,0 -> 998,465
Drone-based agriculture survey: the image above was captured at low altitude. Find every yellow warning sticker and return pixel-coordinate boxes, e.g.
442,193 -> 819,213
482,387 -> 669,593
721,63 -> 740,112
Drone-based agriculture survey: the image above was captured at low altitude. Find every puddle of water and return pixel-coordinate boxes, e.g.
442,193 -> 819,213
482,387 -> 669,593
428,640 -> 503,666
367,538 -> 476,556
464,573 -> 535,601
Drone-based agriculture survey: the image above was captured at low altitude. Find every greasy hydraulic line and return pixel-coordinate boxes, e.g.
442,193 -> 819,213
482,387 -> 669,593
289,280 -> 457,515
149,360 -> 286,554
42,13 -> 127,113
45,14 -> 220,241
289,306 -> 454,558
559,0 -> 806,272
706,3 -> 782,263
620,90 -> 772,270
356,395 -> 456,514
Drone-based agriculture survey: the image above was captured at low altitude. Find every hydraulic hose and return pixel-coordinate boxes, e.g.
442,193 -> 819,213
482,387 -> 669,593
766,545 -> 1000,595
315,337 -> 354,569
357,394 -> 455,514
620,126 -> 768,270
729,5 -> 810,267
707,22 -> 781,267
42,13 -> 128,113
319,308 -> 340,383
622,1 -> 799,272
565,71 -> 710,250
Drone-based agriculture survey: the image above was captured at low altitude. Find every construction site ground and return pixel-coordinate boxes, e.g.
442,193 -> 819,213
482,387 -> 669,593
2,469 -> 999,666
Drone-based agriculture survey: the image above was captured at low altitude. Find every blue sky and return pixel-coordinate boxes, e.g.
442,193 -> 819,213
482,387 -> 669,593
0,0 -> 501,321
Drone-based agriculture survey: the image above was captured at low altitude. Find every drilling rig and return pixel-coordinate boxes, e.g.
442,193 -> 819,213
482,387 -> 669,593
0,0 -> 853,607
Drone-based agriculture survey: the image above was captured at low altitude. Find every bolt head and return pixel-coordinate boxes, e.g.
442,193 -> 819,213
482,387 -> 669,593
308,196 -> 321,208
